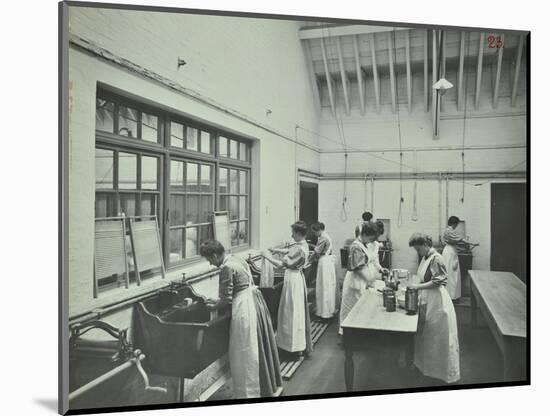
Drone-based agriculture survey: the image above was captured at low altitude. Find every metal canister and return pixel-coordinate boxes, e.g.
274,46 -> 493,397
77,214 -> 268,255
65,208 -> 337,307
385,292 -> 396,312
405,287 -> 419,315
382,287 -> 394,307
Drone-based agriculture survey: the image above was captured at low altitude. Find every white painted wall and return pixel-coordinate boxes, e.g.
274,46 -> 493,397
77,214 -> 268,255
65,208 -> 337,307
67,7 -> 321,317
319,177 -> 526,282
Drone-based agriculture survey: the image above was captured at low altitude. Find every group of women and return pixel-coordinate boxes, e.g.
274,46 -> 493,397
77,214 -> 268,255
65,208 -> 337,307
198,212 -> 468,398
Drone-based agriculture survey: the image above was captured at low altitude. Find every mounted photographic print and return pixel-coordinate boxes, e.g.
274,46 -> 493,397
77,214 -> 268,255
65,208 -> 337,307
59,1 -> 529,414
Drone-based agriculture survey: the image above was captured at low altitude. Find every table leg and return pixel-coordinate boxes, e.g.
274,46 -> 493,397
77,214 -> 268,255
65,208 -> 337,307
470,290 -> 478,329
503,338 -> 527,382
344,346 -> 355,392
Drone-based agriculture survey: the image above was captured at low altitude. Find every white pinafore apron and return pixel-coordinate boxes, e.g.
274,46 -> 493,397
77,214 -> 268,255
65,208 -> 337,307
414,252 -> 461,383
277,244 -> 309,352
315,237 -> 337,318
442,244 -> 461,300
365,241 -> 381,284
339,240 -> 370,334
227,257 -> 261,398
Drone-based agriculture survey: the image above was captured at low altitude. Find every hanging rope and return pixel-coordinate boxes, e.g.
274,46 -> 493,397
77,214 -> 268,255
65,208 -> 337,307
460,32 -> 472,203
411,150 -> 419,222
393,29 -> 405,228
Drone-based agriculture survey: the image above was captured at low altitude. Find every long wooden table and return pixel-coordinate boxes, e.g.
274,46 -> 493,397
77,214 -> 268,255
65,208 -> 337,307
341,288 -> 418,391
469,270 -> 527,381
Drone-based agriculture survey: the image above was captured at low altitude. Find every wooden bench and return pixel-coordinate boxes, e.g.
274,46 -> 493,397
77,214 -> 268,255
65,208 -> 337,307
469,270 -> 527,381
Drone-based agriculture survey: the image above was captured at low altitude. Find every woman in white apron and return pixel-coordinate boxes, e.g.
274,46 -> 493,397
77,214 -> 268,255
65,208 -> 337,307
310,222 -> 337,319
407,233 -> 460,384
263,221 -> 312,358
339,222 -> 384,334
200,240 -> 282,398
354,211 -> 373,238
442,216 -> 463,300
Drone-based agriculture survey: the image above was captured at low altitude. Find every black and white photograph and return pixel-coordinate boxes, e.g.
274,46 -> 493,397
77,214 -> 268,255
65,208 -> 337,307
54,1 -> 532,414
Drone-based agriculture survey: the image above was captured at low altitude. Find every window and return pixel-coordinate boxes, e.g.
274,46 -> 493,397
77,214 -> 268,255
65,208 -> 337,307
95,90 -> 253,282
219,167 -> 249,247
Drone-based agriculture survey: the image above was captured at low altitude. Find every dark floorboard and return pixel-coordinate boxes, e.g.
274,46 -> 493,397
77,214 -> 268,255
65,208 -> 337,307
282,305 -> 504,396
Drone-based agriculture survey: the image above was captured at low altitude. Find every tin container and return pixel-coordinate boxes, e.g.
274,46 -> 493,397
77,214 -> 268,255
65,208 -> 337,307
385,292 -> 396,312
382,287 -> 394,307
405,287 -> 419,315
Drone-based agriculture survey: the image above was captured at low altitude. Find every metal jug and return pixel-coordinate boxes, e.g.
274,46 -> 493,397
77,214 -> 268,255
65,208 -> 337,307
405,287 -> 419,315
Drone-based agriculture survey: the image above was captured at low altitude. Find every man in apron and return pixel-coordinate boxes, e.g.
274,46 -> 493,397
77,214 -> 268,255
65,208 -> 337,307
408,233 -> 460,384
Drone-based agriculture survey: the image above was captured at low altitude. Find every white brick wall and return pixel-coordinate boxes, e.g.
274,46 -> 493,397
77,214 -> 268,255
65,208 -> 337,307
67,7 -> 321,316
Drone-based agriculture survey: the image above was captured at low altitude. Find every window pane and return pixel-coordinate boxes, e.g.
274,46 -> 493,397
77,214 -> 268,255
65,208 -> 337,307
170,160 -> 184,189
170,122 -> 184,148
170,195 -> 185,226
95,193 -> 116,218
200,195 -> 213,222
120,193 -> 137,216
95,148 -> 114,189
200,131 -> 211,154
219,195 -> 228,212
219,168 -> 228,193
219,136 -> 228,157
239,196 -> 248,219
141,113 -> 158,142
186,195 -> 199,225
239,171 -> 248,194
201,165 -> 212,192
96,99 -> 114,132
118,152 -> 137,189
199,225 -> 213,247
230,140 -> 238,159
118,106 -> 139,138
229,169 -> 239,193
186,127 -> 198,151
185,227 -> 198,258
141,194 -> 157,217
239,142 -> 248,161
229,196 -> 238,220
230,222 -> 238,246
239,221 -> 248,245
187,163 -> 199,192
169,229 -> 184,264
141,156 -> 158,190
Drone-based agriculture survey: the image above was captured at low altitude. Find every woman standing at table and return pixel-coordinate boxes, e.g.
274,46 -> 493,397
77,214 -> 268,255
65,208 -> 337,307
407,233 -> 460,383
263,221 -> 312,358
339,222 -> 386,334
310,222 -> 337,320
199,240 -> 282,398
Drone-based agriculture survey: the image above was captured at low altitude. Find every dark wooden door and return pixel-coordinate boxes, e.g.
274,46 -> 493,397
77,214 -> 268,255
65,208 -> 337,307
491,183 -> 527,282
299,181 -> 319,245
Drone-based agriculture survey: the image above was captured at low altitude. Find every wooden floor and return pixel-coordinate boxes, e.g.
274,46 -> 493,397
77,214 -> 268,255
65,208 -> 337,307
283,306 -> 505,396
209,305 -> 506,400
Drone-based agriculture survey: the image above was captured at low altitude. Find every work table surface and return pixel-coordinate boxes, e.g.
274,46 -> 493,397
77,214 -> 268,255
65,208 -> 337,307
469,270 -> 526,338
341,289 -> 418,333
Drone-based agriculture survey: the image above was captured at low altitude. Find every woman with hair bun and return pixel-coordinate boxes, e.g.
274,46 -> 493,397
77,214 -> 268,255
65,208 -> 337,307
310,222 -> 337,320
263,221 -> 312,358
408,233 -> 460,383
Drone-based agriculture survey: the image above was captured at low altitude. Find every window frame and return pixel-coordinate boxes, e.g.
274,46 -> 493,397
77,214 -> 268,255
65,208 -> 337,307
95,88 -> 253,277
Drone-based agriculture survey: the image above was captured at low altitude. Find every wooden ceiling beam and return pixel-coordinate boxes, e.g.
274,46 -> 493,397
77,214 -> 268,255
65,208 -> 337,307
492,34 -> 504,109
511,34 -> 524,107
352,35 -> 366,114
388,31 -> 397,113
299,25 -> 408,40
320,37 -> 336,115
474,32 -> 484,110
424,30 -> 428,112
457,32 -> 465,110
405,30 -> 412,113
336,36 -> 351,115
370,33 -> 381,113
